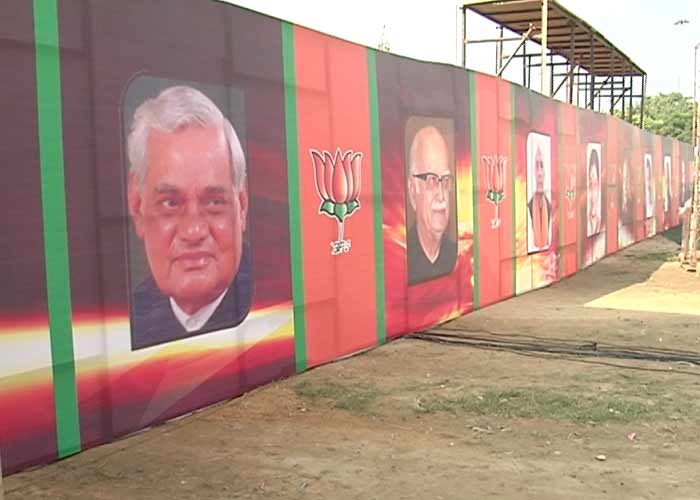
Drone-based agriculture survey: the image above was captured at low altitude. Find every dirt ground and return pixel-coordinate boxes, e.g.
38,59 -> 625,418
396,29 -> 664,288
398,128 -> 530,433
6,230 -> 700,500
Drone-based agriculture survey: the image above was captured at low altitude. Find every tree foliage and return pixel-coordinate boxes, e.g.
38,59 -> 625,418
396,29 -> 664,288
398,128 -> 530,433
616,92 -> 694,143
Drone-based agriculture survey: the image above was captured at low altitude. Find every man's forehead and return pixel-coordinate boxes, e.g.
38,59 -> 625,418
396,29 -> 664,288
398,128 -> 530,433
153,182 -> 231,194
145,126 -> 232,179
413,137 -> 450,172
148,126 -> 229,162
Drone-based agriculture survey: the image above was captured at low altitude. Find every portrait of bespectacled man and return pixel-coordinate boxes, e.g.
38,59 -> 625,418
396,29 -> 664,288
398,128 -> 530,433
404,117 -> 458,285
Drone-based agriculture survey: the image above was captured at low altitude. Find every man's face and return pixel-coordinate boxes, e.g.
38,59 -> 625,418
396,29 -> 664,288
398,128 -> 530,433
408,130 -> 451,242
588,160 -> 600,211
534,148 -> 545,194
645,160 -> 651,187
129,126 -> 248,314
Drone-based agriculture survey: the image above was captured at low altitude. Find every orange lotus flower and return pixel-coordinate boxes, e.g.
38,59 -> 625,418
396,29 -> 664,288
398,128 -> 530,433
309,148 -> 363,255
482,155 -> 507,228
310,148 -> 362,222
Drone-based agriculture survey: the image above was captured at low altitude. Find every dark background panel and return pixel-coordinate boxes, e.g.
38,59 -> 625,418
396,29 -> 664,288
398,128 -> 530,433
0,0 -> 59,476
0,0 -> 49,319
57,0 -> 291,448
576,107 -> 608,265
58,0 -> 291,316
376,52 -> 471,335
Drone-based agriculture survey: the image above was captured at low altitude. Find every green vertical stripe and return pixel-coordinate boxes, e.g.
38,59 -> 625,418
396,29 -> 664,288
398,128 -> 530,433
557,105 -> 565,273
367,50 -> 387,345
281,22 -> 307,372
468,73 -> 480,310
33,0 -> 81,457
510,85 -> 517,295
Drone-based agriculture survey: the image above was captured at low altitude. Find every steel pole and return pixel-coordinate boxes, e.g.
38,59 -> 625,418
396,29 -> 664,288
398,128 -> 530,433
688,44 -> 700,271
541,0 -> 549,95
694,44 -> 698,154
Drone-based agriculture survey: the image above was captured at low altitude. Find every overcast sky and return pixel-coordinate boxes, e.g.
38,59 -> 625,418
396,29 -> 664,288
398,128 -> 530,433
225,0 -> 699,97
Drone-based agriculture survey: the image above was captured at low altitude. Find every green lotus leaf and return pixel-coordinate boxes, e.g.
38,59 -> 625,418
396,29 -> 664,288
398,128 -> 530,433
346,199 -> 360,214
335,202 -> 348,221
320,200 -> 335,216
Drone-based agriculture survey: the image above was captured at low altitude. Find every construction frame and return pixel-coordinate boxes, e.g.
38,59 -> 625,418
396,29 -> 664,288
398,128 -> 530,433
460,0 -> 647,128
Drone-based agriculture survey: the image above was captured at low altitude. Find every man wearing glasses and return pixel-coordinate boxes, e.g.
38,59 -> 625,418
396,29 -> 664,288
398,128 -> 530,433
406,125 -> 457,284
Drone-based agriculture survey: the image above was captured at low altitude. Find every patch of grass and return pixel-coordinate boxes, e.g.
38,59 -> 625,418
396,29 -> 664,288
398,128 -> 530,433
413,386 -> 700,424
624,251 -> 677,262
663,226 -> 682,245
294,380 -> 379,413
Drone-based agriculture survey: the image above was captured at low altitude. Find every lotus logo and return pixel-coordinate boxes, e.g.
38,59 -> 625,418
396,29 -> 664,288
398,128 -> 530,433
565,172 -> 576,220
482,155 -> 507,228
310,148 -> 363,255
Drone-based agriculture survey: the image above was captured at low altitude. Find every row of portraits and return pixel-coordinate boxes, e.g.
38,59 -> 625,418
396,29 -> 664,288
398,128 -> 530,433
122,77 -> 687,352
526,134 -> 685,255
122,77 -> 460,352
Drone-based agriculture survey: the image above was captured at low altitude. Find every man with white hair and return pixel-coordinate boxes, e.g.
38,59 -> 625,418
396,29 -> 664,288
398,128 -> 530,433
527,146 -> 551,251
127,86 -> 251,350
406,125 -> 457,284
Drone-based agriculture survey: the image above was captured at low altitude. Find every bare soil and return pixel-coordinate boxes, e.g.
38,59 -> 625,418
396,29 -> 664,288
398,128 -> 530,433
6,230 -> 700,500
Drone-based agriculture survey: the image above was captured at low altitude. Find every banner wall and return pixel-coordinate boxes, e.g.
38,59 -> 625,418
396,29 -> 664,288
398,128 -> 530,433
0,0 -> 694,473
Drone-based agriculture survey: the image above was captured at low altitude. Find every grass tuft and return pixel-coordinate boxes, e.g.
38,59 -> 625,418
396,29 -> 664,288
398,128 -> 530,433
413,385 -> 700,424
294,380 -> 379,413
624,251 -> 677,262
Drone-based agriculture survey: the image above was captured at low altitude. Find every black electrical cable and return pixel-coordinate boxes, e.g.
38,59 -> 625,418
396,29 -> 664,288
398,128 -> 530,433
434,340 -> 700,378
431,326 -> 700,357
411,329 -> 700,366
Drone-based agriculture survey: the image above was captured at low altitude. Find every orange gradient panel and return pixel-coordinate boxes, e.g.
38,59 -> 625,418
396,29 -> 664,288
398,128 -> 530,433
606,118 -> 618,255
293,27 -> 378,367
476,74 -> 513,307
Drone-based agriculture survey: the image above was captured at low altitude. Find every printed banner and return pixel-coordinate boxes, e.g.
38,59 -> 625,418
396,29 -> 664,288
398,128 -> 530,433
375,52 -> 474,336
0,0 -> 694,474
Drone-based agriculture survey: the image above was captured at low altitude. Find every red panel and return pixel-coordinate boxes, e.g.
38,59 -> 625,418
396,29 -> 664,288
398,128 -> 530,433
476,73 -> 503,307
294,27 -> 378,366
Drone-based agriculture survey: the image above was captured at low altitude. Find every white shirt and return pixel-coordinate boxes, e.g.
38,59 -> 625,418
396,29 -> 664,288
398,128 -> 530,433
170,290 -> 228,333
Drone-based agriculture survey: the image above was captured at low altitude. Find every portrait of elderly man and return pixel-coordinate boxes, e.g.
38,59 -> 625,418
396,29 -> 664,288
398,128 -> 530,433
681,161 -> 687,204
620,158 -> 632,224
644,154 -> 654,219
586,146 -> 602,237
126,85 -> 251,350
406,124 -> 457,285
526,134 -> 552,253
663,156 -> 671,213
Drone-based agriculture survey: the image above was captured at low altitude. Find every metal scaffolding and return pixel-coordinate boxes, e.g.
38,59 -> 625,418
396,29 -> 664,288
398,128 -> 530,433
460,0 -> 646,128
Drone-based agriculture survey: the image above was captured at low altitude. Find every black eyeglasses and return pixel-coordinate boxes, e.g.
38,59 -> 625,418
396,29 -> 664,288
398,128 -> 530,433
412,172 -> 454,191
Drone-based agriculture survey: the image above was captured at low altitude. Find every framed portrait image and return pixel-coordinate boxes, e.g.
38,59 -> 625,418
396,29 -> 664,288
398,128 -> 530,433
526,131 -> 552,254
586,143 -> 602,237
620,155 -> 633,225
644,153 -> 654,219
122,77 -> 252,351
681,160 -> 687,204
663,155 -> 671,213
404,116 -> 458,285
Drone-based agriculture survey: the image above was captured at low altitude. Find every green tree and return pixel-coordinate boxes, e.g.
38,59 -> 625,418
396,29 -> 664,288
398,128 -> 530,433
616,92 -> 693,143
